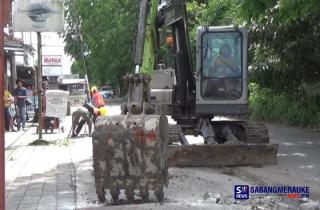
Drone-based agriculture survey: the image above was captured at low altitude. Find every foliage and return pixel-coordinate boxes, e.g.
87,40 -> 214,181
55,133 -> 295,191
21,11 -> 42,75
55,138 -> 72,146
186,0 -> 239,68
63,0 -> 320,126
186,0 -> 320,126
63,0 -> 140,90
279,0 -> 320,23
249,83 -> 320,127
238,0 -> 320,126
70,60 -> 86,78
238,0 -> 320,93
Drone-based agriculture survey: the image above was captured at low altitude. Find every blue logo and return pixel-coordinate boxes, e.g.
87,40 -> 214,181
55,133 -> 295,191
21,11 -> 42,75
234,185 -> 249,200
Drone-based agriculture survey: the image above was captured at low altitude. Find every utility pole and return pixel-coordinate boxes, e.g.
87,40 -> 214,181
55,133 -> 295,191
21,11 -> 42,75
72,0 -> 90,102
0,1 -> 6,208
37,32 -> 43,140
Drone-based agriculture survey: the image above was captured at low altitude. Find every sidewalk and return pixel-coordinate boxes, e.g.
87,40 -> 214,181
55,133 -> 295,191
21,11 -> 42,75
5,116 -> 78,210
4,106 -> 121,210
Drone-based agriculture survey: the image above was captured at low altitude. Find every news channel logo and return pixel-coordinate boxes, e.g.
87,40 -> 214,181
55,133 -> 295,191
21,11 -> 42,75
234,185 -> 310,200
234,185 -> 249,200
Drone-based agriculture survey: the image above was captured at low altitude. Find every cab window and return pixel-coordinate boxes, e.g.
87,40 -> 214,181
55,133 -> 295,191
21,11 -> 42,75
201,31 -> 243,99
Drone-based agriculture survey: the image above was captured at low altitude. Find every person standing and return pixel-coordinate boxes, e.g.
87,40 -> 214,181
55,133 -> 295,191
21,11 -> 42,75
4,85 -> 16,132
13,79 -> 28,131
91,86 -> 105,108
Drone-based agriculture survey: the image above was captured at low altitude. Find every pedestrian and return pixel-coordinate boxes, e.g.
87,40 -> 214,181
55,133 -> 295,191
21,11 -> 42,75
91,86 -> 105,108
32,80 -> 48,123
41,80 -> 49,113
13,79 -> 28,131
4,83 -> 16,132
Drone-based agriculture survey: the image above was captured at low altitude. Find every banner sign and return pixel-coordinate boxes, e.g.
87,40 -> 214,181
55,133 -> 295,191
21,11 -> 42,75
45,90 -> 69,118
12,0 -> 64,32
42,66 -> 62,76
42,55 -> 62,66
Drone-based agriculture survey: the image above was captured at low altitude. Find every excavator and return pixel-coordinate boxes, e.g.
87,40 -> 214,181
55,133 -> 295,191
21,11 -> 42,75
92,0 -> 278,203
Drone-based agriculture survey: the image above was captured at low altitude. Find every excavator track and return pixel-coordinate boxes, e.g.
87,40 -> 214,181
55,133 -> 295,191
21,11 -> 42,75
168,124 -> 189,145
154,104 -> 172,115
206,120 -> 270,144
240,121 -> 269,143
168,124 -> 180,144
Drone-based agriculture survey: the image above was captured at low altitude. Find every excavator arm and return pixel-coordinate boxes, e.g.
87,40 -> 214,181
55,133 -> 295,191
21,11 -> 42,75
134,0 -> 158,75
134,0 -> 196,109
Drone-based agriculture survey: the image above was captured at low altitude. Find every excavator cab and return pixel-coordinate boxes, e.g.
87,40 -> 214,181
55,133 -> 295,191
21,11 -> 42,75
196,26 -> 248,115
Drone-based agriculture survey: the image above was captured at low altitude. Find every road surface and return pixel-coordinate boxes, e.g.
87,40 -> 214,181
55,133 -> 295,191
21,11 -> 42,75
74,103 -> 320,209
5,102 -> 319,209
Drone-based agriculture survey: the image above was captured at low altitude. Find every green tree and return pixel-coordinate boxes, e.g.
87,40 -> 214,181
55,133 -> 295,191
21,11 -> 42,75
63,0 -> 320,97
238,0 -> 320,93
63,0 -> 140,92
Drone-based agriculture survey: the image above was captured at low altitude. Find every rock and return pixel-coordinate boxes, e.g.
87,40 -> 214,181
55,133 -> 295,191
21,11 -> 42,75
213,193 -> 221,203
299,197 -> 311,203
213,193 -> 222,199
234,200 -> 240,205
251,205 -> 266,210
261,196 -> 275,204
300,202 -> 320,210
205,197 -> 217,203
257,197 -> 265,205
275,202 -> 290,210
222,167 -> 235,175
202,190 -> 212,201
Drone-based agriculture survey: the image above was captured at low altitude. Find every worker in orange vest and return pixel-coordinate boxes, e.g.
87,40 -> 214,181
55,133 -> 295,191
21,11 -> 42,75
91,86 -> 105,108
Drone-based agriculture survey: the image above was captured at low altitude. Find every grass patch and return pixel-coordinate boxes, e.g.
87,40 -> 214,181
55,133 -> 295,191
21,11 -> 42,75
54,138 -> 72,146
28,138 -> 72,146
249,83 -> 320,127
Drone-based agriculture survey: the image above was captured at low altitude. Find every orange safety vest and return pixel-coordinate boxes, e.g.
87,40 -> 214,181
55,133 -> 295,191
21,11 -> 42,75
92,92 -> 105,108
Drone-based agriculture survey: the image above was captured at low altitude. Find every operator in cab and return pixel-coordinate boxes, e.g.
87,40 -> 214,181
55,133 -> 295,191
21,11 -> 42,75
211,43 -> 240,78
203,42 -> 242,99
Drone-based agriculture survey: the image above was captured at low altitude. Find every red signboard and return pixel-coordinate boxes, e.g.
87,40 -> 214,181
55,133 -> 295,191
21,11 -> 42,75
42,55 -> 62,66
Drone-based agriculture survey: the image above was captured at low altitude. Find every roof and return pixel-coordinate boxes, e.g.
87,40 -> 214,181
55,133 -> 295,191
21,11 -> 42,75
4,34 -> 23,44
4,33 -> 35,53
16,66 -> 36,86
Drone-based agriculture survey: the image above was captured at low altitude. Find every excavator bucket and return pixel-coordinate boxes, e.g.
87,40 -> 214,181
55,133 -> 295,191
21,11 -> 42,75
92,114 -> 169,203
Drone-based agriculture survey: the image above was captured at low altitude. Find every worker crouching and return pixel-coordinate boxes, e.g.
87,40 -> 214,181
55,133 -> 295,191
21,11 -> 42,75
70,106 -> 93,137
70,103 -> 108,138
